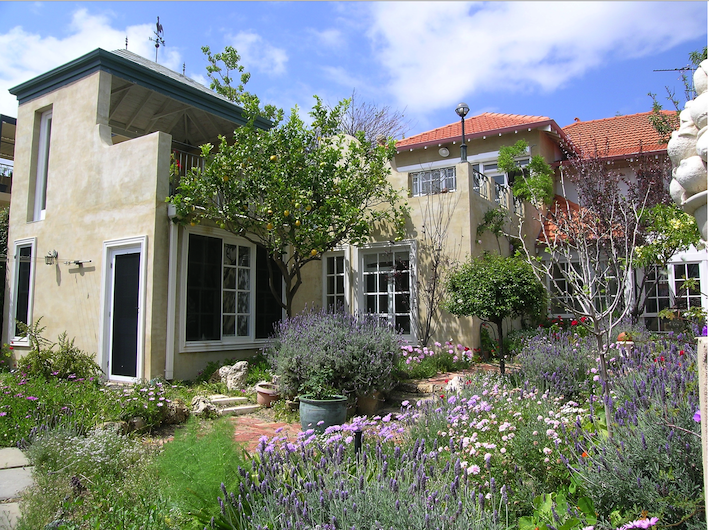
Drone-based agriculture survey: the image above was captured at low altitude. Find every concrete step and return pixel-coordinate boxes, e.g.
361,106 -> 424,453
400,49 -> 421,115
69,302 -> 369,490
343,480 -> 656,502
208,394 -> 249,408
219,404 -> 261,417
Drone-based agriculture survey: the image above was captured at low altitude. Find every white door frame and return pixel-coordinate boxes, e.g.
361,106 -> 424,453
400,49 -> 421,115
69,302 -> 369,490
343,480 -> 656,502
98,236 -> 147,382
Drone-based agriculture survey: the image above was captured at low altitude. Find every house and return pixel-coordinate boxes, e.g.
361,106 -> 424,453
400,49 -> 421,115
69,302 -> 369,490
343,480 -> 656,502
5,48 -> 283,382
560,112 -> 708,331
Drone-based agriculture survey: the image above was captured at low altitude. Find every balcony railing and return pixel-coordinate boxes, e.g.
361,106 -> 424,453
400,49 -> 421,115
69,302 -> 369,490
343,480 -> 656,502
471,167 -> 490,201
170,147 -> 203,195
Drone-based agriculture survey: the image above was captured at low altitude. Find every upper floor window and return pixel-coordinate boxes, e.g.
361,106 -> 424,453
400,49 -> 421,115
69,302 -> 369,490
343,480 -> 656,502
33,110 -> 52,221
411,167 -> 456,196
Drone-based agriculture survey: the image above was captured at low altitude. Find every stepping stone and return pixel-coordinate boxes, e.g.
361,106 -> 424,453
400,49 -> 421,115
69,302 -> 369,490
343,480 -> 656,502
219,404 -> 261,417
0,449 -> 28,470
0,502 -> 21,529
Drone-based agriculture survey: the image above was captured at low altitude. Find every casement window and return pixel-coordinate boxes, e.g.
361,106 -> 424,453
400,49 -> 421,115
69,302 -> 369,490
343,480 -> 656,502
361,247 -> 412,335
33,110 -> 52,221
184,231 -> 282,345
642,263 -> 702,332
549,262 -> 582,315
10,239 -> 36,343
324,253 -> 347,311
410,167 -> 456,196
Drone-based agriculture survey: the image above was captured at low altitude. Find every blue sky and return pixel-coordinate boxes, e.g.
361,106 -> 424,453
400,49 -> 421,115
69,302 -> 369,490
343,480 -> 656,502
0,1 -> 706,138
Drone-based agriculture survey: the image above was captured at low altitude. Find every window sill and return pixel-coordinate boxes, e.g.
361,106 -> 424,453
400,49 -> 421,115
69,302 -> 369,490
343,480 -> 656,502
180,338 -> 268,354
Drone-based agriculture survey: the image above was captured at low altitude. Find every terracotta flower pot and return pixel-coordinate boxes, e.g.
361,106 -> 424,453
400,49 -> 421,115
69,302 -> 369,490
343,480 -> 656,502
356,390 -> 385,416
254,381 -> 280,408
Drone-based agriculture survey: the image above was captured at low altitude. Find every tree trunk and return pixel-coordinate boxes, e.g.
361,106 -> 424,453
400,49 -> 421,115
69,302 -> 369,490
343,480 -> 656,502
496,319 -> 505,376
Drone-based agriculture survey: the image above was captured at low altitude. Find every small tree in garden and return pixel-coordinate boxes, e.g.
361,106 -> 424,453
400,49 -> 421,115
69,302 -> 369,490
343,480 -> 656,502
171,48 -> 408,316
444,252 -> 548,375
497,139 -> 554,207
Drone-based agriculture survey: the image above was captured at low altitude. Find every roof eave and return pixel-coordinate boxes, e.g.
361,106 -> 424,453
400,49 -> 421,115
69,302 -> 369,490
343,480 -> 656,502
9,48 -> 272,130
397,119 -> 572,153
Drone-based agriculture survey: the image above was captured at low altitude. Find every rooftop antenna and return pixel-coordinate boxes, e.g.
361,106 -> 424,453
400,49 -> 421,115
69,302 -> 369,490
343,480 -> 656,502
182,63 -> 186,76
149,16 -> 165,62
125,36 -> 128,50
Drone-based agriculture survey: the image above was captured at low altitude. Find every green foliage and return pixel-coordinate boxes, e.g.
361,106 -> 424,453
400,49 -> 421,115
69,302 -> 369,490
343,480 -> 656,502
476,206 -> 506,238
497,140 -> 554,206
157,417 -> 250,527
635,204 -> 701,268
16,319 -> 103,381
0,343 -> 12,373
244,353 -> 272,386
518,492 -> 596,530
445,253 -> 549,329
265,308 -> 401,399
169,95 -> 408,315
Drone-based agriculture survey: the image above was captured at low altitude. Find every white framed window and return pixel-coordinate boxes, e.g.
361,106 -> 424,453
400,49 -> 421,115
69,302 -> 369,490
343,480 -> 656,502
411,167 -> 456,196
9,238 -> 37,345
642,262 -> 703,332
324,252 -> 347,311
181,228 -> 283,350
360,244 -> 414,336
33,109 -> 52,221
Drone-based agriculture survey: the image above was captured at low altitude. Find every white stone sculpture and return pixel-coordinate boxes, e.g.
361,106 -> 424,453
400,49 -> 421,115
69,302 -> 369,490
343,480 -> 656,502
667,59 -> 708,241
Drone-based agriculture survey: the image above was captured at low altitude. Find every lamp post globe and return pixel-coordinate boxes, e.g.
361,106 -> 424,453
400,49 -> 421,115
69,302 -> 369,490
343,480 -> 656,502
455,102 -> 470,162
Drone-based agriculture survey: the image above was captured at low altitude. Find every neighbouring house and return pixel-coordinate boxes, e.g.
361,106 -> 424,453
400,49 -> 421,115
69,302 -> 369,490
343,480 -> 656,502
0,114 -> 14,207
330,112 -> 576,348
5,48 -> 285,382
560,112 -> 708,331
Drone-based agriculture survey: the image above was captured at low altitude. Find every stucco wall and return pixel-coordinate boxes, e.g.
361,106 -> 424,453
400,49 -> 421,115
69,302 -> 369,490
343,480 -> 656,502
6,71 -> 170,379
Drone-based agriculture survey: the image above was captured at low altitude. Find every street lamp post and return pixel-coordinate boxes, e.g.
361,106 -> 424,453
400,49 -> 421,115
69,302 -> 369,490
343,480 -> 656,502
455,102 -> 470,162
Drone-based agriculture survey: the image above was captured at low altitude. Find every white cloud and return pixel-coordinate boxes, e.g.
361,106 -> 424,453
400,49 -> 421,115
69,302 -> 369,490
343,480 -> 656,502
368,1 -> 707,117
0,8 -> 182,117
227,31 -> 288,76
310,28 -> 344,49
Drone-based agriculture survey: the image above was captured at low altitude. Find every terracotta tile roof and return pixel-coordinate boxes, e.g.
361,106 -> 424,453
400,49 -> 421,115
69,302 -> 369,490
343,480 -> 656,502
561,111 -> 675,159
539,195 -> 580,243
396,112 -> 554,150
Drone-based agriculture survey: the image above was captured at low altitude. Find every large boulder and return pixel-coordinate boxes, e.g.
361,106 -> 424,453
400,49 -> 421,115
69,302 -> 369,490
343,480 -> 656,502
217,361 -> 249,391
191,395 -> 218,418
164,399 -> 190,424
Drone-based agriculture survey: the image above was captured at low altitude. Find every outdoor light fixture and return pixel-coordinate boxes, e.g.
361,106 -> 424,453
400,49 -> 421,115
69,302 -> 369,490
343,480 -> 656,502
44,250 -> 58,265
438,147 -> 450,157
455,102 -> 470,162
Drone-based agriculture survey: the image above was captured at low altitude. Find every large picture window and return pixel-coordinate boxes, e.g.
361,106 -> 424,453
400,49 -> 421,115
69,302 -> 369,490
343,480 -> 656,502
185,232 -> 282,344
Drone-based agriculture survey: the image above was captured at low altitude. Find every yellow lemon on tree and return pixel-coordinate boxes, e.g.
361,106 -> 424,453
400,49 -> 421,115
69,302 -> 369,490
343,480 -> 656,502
284,210 -> 290,217
267,222 -> 274,230
295,220 -> 301,227
305,205 -> 312,211
270,155 -> 278,162
310,249 -> 318,256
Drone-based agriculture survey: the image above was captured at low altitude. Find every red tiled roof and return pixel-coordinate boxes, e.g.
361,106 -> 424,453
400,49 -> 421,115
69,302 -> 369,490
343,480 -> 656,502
539,195 -> 580,243
561,111 -> 675,159
396,112 -> 554,150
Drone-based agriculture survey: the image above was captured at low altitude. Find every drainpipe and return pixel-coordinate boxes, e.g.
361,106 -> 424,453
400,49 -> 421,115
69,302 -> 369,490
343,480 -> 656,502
165,204 -> 178,380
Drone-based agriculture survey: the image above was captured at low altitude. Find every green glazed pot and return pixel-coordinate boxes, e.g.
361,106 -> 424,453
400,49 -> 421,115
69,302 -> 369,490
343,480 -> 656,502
299,394 -> 347,432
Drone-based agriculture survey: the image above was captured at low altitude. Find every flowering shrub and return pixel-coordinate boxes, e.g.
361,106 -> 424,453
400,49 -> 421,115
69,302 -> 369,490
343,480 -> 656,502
265,308 -> 401,399
118,380 -> 177,429
567,334 -> 703,528
517,329 -> 597,400
395,341 -> 475,380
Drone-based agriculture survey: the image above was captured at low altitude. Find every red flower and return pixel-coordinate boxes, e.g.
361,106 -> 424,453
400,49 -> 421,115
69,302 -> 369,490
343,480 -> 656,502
440,394 -> 445,399
445,379 -> 449,383
679,350 -> 684,356
571,320 -> 578,326
580,317 -> 588,323
660,356 -> 665,362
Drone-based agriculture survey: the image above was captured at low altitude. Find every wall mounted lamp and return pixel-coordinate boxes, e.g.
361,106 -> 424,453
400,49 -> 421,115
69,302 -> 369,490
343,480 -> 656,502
44,250 -> 58,265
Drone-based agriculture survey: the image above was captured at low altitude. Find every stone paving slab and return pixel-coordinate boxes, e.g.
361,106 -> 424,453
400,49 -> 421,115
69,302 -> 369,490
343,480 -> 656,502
0,502 -> 20,530
0,449 -> 28,471
0,467 -> 33,502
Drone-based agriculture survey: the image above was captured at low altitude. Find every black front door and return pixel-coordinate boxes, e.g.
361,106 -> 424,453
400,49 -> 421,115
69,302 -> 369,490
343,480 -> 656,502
111,252 -> 140,378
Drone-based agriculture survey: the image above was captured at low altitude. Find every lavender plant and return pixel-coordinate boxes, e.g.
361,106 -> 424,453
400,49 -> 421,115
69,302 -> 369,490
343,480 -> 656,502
396,341 -> 475,380
265,308 -> 401,399
517,329 -> 597,400
566,335 -> 704,529
209,436 -> 509,530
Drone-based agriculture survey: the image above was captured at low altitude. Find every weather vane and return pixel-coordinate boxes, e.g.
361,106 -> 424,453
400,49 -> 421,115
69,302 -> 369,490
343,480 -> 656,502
149,16 -> 165,62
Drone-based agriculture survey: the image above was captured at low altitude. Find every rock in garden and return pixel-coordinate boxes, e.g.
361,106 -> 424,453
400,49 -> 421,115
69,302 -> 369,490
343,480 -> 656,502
128,417 -> 147,432
446,376 -> 464,394
219,361 -> 249,391
94,421 -> 129,435
191,395 -> 218,417
164,399 -> 190,424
